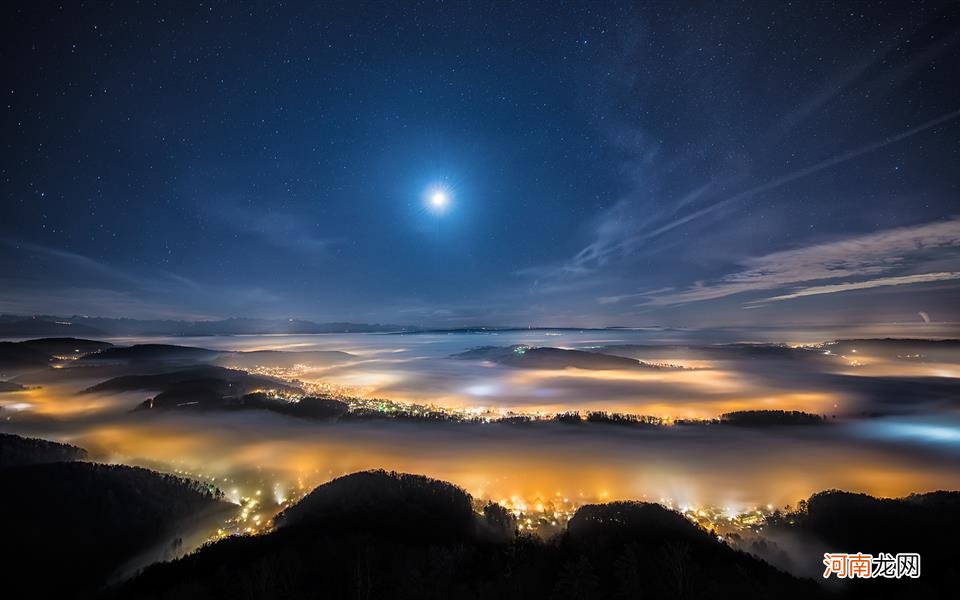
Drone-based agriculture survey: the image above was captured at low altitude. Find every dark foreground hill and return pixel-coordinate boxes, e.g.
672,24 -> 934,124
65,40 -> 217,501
1,457 -> 231,599
2,433 -> 954,600
112,470 -> 817,600
761,490 -> 960,599
0,432 -> 88,467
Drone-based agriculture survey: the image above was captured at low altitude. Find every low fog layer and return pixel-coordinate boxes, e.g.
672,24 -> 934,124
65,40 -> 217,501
2,331 -> 959,511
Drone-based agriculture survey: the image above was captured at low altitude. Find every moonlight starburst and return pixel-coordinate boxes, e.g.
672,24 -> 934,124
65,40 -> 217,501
426,187 -> 451,214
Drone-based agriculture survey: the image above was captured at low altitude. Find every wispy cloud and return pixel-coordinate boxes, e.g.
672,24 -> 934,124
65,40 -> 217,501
597,287 -> 674,305
767,24 -> 960,143
756,272 -> 960,303
0,239 -> 283,319
518,200 -> 638,293
214,205 -> 337,253
637,218 -> 960,306
524,107 -> 960,301
564,201 -> 638,274
636,108 -> 960,245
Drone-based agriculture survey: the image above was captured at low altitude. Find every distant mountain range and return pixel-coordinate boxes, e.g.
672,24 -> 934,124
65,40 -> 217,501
0,315 -> 652,338
0,315 -> 418,337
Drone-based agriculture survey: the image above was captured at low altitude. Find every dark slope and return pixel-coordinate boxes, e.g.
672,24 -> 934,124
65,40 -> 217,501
764,490 -> 960,599
82,365 -> 289,394
0,340 -> 52,370
112,471 -> 816,600
454,345 -> 668,370
559,501 -> 814,599
1,337 -> 112,372
79,343 -> 222,363
213,349 -> 354,369
1,461 -> 230,598
0,432 -> 88,467
82,365 -> 302,411
18,336 -> 114,356
274,470 -> 479,540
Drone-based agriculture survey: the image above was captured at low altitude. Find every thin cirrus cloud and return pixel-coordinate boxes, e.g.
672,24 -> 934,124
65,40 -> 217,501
756,271 -> 960,303
544,107 -> 960,287
635,217 -> 960,307
634,108 -> 960,250
213,205 -> 338,253
0,239 -> 283,319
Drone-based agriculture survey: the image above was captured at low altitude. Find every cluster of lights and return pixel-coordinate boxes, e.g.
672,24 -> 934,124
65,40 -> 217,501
481,491 -> 782,538
222,362 -> 692,424
162,462 -> 786,546
669,500 -> 779,537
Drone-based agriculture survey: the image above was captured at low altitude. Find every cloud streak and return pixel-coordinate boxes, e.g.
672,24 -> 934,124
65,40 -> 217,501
638,218 -> 960,306
529,108 -> 960,297
212,205 -> 338,253
637,108 -> 960,244
758,272 -> 960,303
0,239 -> 283,319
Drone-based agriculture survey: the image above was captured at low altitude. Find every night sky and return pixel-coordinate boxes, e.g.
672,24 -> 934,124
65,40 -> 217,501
2,1 -> 958,327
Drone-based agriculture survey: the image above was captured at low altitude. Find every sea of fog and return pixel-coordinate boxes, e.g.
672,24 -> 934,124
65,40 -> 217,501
3,328 -> 960,520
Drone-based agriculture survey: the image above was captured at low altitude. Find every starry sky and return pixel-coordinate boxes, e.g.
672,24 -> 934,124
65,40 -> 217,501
2,1 -> 959,328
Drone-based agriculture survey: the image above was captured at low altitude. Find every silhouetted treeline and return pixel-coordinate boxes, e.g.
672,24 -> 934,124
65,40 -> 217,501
586,411 -> 665,426
0,432 -> 88,467
550,411 -> 665,426
340,406 -> 486,423
719,410 -> 826,426
111,470 -> 818,600
242,393 -> 349,419
554,411 -> 584,424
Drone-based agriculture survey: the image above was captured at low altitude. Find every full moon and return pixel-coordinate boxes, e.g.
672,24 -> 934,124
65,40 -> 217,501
431,191 -> 447,208
428,189 -> 449,212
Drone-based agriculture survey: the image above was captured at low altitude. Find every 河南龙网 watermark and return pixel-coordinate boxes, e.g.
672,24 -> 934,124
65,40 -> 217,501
823,552 -> 920,578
